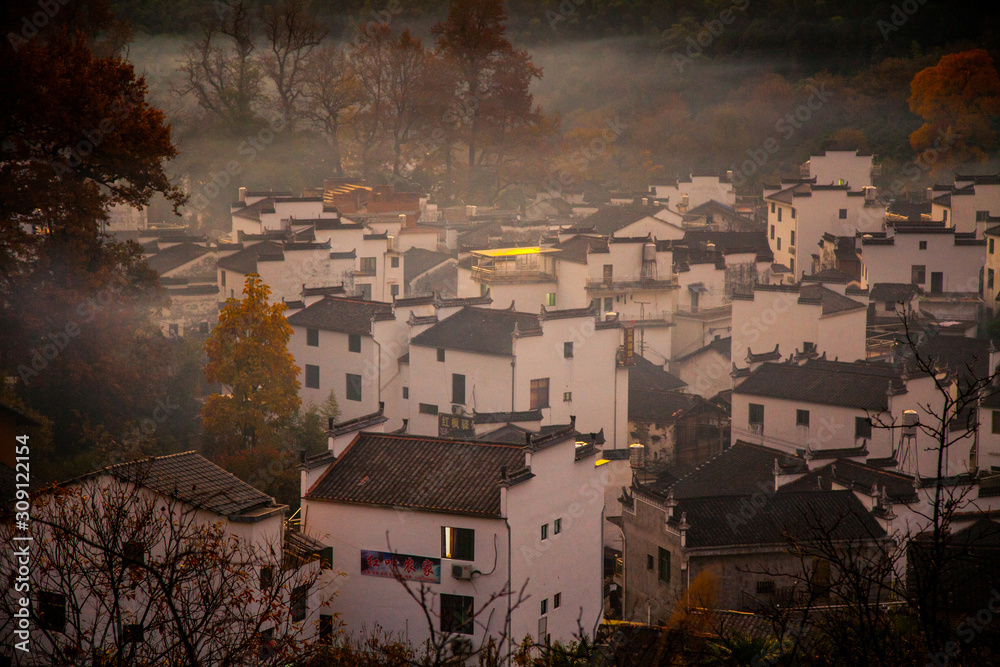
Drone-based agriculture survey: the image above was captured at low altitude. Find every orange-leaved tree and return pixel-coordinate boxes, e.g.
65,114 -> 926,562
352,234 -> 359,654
908,49 -> 1000,168
203,274 -> 301,452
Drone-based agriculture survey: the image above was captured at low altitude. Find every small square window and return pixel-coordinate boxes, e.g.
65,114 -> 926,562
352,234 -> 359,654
391,256 -> 400,268
541,598 -> 548,615
316,546 -> 333,570
348,333 -> 361,353
796,409 -> 810,427
305,364 -> 320,389
419,403 -> 438,415
855,416 -> 872,439
307,328 -> 319,347
442,526 -> 475,560
437,348 -> 446,362
919,240 -> 927,250
122,541 -> 145,567
440,594 -> 474,635
554,518 -> 562,534
546,292 -> 556,306
346,373 -> 362,401
38,591 -> 66,633
390,284 -> 399,297
563,392 -> 572,402
530,378 -> 550,409
564,342 -> 573,358
554,592 -> 561,608
749,403 -> 764,427
839,209 -> 847,219
541,524 -> 548,541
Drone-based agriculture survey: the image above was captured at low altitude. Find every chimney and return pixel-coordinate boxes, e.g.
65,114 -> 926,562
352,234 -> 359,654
926,187 -> 934,202
726,170 -> 734,182
399,213 -> 408,228
239,186 -> 247,202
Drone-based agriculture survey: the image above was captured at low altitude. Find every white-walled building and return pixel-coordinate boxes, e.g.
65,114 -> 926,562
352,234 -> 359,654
648,172 -> 736,209
730,283 -> 868,372
765,180 -> 884,281
801,150 -> 877,189
930,173 -> 1000,236
300,426 -> 604,655
145,242 -> 219,336
405,304 -> 629,449
985,225 -> 1000,311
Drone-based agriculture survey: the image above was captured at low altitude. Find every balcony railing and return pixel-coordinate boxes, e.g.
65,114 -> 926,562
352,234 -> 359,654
470,265 -> 556,284
585,276 -> 677,291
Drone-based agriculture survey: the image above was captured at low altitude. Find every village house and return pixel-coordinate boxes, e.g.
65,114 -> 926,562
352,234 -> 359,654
647,171 -> 736,209
930,173 -> 1000,236
300,425 -> 604,655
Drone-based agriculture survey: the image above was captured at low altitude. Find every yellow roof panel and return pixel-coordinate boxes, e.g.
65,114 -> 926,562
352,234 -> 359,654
470,247 -> 559,258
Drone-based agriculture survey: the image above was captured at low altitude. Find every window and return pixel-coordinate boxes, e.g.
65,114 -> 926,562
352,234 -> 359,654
530,378 -> 550,409
919,240 -> 927,250
317,546 -> 333,570
390,284 -> 399,297
990,269 -> 995,290
603,297 -> 613,312
346,373 -> 362,401
403,386 -> 409,399
259,627 -> 275,661
452,373 -> 466,405
563,392 -> 572,402
391,256 -> 400,268
546,292 -> 556,306
437,348 -> 446,362
419,403 -> 438,415
770,225 -> 775,240
305,364 -> 320,389
564,342 -> 574,358
756,580 -> 776,594
839,209 -> 847,219
554,593 -> 561,608
777,207 -> 782,222
123,624 -> 144,643
603,265 -> 613,284
123,541 -> 145,567
791,208 -> 796,219
168,323 -> 178,336
790,258 -> 794,274
658,547 -> 670,584
359,256 -> 377,274
944,210 -> 949,222
291,584 -> 308,622
855,416 -> 872,440
359,283 -> 371,299
991,238 -> 996,255
978,211 -> 991,222
440,594 -> 474,635
348,333 -> 361,352
541,598 -> 548,615
541,524 -> 548,541
993,411 -> 1000,435
770,202 -> 775,214
554,518 -> 562,535
221,270 -> 226,287
803,341 -> 816,354
319,615 -> 335,644
260,566 -> 274,590
796,409 -> 810,427
307,328 -> 319,347
442,526 -> 475,560
911,264 -> 926,285
38,591 -> 66,633
647,554 -> 654,570
777,237 -> 781,251
749,403 -> 764,427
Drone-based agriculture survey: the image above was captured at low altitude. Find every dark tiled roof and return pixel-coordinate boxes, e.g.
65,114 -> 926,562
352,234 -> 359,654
85,451 -> 281,519
329,250 -> 357,260
798,284 -> 866,315
302,284 -> 346,297
801,268 -> 853,284
630,355 -> 687,392
912,334 -> 991,387
410,306 -> 540,356
680,231 -> 773,261
474,409 -> 543,425
548,235 -> 610,264
629,389 -> 702,423
287,297 -> 394,335
145,242 -> 211,274
778,458 -> 917,502
475,423 -> 534,444
403,248 -> 454,283
870,282 -> 921,303
305,433 -> 527,517
217,242 -> 284,274
577,205 -> 671,236
674,337 -> 732,362
232,197 -> 277,221
734,359 -> 903,410
329,407 -> 388,436
677,490 -> 885,549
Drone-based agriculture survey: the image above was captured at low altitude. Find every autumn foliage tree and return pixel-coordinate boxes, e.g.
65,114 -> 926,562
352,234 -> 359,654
908,49 -> 1000,168
203,274 -> 301,453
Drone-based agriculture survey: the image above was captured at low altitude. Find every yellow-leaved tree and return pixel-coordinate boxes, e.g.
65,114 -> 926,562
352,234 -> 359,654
202,274 -> 301,453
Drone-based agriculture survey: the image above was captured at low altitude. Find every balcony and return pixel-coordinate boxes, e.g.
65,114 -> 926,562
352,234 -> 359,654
471,265 -> 556,284
469,247 -> 558,285
585,276 -> 677,292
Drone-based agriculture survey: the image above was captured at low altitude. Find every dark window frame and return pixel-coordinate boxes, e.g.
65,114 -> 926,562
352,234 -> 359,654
346,373 -> 362,401
442,526 -> 475,561
305,364 -> 320,389
440,594 -> 474,635
530,378 -> 550,410
306,328 -> 319,347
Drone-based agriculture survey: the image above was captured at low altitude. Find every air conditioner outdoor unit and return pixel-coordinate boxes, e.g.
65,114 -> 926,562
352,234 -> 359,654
452,404 -> 465,415
452,564 -> 474,580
